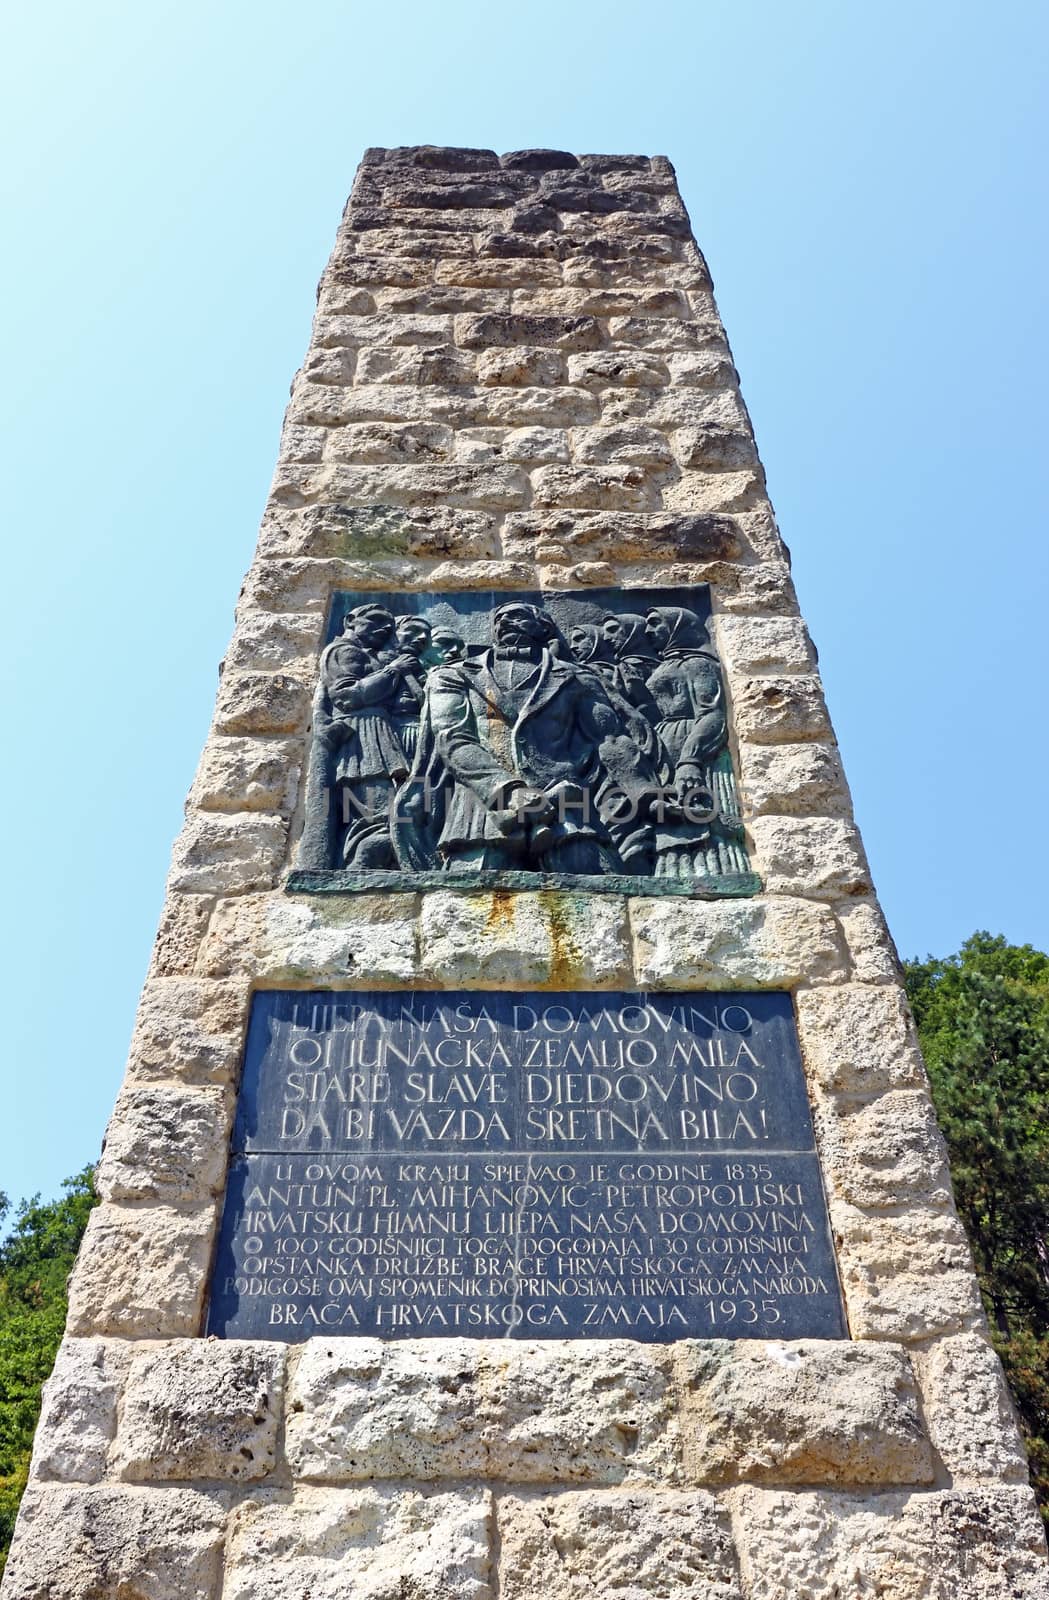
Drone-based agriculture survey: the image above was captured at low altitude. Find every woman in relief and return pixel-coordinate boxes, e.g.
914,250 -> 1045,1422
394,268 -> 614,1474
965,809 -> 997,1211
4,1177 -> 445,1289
644,606 -> 748,878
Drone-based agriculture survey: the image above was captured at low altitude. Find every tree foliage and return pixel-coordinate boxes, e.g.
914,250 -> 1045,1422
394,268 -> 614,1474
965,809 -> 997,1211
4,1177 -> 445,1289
904,933 -> 1049,1518
0,1168 -> 97,1575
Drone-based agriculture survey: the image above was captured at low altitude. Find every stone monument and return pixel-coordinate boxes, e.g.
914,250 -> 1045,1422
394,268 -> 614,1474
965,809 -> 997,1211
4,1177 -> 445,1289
5,145 -> 1047,1599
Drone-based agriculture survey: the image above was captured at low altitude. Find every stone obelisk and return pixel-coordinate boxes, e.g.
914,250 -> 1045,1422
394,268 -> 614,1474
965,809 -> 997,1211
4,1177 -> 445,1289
4,146 -> 1046,1600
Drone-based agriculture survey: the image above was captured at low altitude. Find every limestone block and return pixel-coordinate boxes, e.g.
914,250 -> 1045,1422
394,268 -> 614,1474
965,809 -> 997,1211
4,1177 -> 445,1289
671,423 -> 757,470
222,609 -> 324,673
530,463 -> 657,510
168,811 -> 289,895
419,891 -> 631,988
372,285 -> 510,314
2,1483 -> 227,1600
476,346 -> 566,385
513,286 -> 689,318
280,421 -> 326,460
665,349 -> 738,386
661,468 -> 764,515
731,1485 -> 1049,1600
257,502 -> 498,561
197,891 -> 419,982
213,669 -> 311,735
455,311 -> 602,349
148,893 -> 214,977
729,674 -> 831,743
566,349 -> 670,387
189,736 -> 299,814
814,1088 -> 953,1209
319,420 -> 453,461
276,462 -> 530,512
748,815 -> 870,897
572,423 -> 674,465
30,1339 -> 130,1483
608,314 -> 724,350
285,1339 -> 679,1485
502,509 -> 741,562
834,897 -> 901,983
96,1083 -> 231,1202
126,976 -> 249,1088
497,1488 -> 741,1600
737,740 -> 850,818
714,614 -> 815,674
310,311 -> 454,346
438,257 -> 563,288
832,1201 -> 984,1340
476,384 -> 599,427
454,426 -> 569,464
67,1203 -> 216,1338
676,1340 -> 933,1485
301,344 -> 356,384
223,1485 -> 492,1600
795,984 -> 926,1096
288,379 -> 487,429
112,1341 -> 285,1482
354,344 -> 478,385
630,897 -> 849,989
916,1334 -> 1029,1484
322,253 -> 432,289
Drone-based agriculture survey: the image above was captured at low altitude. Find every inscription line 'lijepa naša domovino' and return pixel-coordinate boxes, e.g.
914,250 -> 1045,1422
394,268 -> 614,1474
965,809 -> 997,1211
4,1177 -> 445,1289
207,990 -> 847,1343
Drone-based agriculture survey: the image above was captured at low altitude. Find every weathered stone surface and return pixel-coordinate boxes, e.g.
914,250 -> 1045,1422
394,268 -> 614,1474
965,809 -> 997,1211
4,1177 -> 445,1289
502,508 -> 741,561
112,1341 -> 285,1482
917,1334 -> 1030,1484
223,1485 -> 492,1600
729,674 -> 831,742
126,976 -> 249,1087
498,1488 -> 741,1600
354,345 -> 478,385
274,461 -> 530,511
737,740 -> 850,817
731,1486 -> 1049,1599
630,897 -> 849,988
814,1088 -> 953,1209
748,815 -> 870,897
419,891 -> 631,987
2,1483 -> 227,1600
257,499 -> 495,563
530,463 -> 657,510
566,349 -> 670,387
222,609 -> 324,673
572,423 -> 674,465
832,1202 -> 984,1340
476,345 -> 567,385
213,669 -> 311,735
834,897 -> 901,982
659,467 -> 763,515
189,736 -> 299,814
715,614 -> 815,674
285,1339 -> 678,1485
795,985 -> 926,1096
454,426 -> 569,463
30,1339 -> 130,1483
168,811 -> 289,895
148,893 -> 214,977
197,891 -> 418,981
455,312 -> 603,350
96,1083 -> 230,1202
671,423 -> 757,469
67,1204 -> 216,1337
676,1340 -> 932,1485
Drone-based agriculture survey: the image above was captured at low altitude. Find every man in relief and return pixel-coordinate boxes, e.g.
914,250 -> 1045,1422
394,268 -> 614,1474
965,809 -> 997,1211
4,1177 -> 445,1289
397,602 -> 659,874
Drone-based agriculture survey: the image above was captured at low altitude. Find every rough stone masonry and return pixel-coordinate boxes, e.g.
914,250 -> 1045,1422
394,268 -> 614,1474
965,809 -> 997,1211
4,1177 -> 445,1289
4,146 -> 1048,1599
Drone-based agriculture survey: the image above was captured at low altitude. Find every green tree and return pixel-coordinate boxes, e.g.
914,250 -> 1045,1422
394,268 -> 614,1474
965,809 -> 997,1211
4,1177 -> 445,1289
0,1168 -> 97,1575
904,933 -> 1049,1518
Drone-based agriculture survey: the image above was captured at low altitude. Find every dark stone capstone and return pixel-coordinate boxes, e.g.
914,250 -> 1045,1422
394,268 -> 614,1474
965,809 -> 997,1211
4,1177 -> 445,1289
206,989 -> 847,1343
294,585 -> 759,898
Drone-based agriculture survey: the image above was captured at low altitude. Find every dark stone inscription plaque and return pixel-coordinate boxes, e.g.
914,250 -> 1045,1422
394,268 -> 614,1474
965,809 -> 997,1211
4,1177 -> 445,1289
206,990 -> 847,1343
291,585 -> 760,899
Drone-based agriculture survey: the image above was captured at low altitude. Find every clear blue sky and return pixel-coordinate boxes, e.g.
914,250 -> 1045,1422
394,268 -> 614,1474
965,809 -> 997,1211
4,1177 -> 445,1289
1,0 -> 1047,1207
